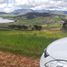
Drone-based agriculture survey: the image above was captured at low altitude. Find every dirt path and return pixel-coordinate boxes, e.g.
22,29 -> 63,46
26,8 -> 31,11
0,51 -> 39,67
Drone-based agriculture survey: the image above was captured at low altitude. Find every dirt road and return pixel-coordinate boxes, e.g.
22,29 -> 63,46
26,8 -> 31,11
0,51 -> 39,67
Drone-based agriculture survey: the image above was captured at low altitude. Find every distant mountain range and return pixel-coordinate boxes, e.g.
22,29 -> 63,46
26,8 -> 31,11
0,7 -> 67,17
11,8 -> 67,16
64,11 -> 67,14
11,8 -> 33,15
0,12 -> 8,15
0,4 -> 67,16
21,12 -> 52,19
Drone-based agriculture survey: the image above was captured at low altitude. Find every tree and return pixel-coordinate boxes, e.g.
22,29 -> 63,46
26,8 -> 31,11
62,19 -> 67,31
32,25 -> 42,31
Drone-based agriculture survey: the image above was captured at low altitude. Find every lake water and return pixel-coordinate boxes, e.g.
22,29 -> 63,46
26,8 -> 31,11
0,17 -> 14,23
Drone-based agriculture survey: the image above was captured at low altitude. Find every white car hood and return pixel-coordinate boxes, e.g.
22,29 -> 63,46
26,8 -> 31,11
47,37 -> 67,60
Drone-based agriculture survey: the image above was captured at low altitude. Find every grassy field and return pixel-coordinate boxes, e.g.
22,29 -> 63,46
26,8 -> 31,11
0,16 -> 64,58
0,30 -> 66,58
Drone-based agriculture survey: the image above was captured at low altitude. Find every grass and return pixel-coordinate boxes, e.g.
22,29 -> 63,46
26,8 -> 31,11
0,30 -> 66,58
0,14 -> 66,59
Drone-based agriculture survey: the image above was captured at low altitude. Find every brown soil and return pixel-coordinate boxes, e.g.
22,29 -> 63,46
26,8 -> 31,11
0,51 -> 39,67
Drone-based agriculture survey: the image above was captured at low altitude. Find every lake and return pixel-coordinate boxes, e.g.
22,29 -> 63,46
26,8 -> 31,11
0,17 -> 14,23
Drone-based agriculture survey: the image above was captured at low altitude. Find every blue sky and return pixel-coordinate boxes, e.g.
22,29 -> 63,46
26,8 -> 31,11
0,0 -> 67,12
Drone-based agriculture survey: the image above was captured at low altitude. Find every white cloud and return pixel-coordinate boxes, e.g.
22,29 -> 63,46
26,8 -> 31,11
0,0 -> 67,13
31,0 -> 67,11
15,0 -> 28,5
4,7 -> 15,13
0,0 -> 67,7
0,0 -> 5,3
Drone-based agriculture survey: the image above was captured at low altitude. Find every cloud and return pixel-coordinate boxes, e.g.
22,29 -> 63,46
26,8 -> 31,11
0,0 -> 67,13
0,0 -> 6,3
32,0 -> 67,8
15,0 -> 28,5
31,0 -> 67,11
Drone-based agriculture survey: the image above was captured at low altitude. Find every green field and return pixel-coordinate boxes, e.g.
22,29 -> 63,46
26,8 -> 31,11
0,30 -> 66,58
0,15 -> 66,58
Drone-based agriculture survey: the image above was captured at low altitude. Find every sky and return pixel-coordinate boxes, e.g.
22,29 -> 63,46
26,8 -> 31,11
0,0 -> 67,12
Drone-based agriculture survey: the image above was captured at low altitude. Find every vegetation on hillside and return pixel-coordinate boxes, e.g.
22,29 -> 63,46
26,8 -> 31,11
0,15 -> 66,58
0,15 -> 63,31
